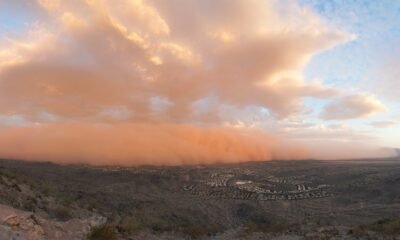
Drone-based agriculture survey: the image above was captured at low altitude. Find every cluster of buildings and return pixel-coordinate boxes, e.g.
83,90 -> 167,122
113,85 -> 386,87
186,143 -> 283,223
265,177 -> 287,184
205,173 -> 234,187
254,191 -> 330,201
236,184 -> 278,194
296,185 -> 308,191
186,185 -> 330,201
183,172 -> 333,201
232,181 -> 331,200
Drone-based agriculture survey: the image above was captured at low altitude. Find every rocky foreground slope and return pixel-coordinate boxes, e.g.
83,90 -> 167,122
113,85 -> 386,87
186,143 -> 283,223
0,203 -> 399,240
0,204 -> 105,240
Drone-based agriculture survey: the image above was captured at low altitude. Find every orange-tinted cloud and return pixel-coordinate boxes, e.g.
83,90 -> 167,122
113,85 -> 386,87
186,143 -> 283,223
320,94 -> 387,120
303,140 -> 395,160
0,0 -> 351,121
0,0 -> 378,164
370,121 -> 398,128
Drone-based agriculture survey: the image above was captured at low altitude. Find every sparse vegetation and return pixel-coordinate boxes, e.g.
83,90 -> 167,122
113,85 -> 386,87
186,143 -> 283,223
87,224 -> 117,240
61,194 -> 75,207
0,158 -> 400,239
51,206 -> 72,221
118,215 -> 141,234
349,218 -> 400,237
181,225 -> 219,238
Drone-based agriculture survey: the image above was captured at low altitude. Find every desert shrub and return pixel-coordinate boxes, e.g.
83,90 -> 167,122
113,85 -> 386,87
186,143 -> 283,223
82,197 -> 99,211
40,185 -> 51,197
52,206 -> 72,221
11,183 -> 22,192
370,219 -> 400,235
0,170 -> 17,180
236,202 -> 282,232
181,226 -> 210,238
243,222 -> 288,234
348,225 -> 367,237
61,194 -> 75,207
118,215 -> 142,233
22,198 -> 37,212
180,224 -> 219,238
349,218 -> 400,237
235,203 -> 289,234
266,223 -> 290,233
87,224 -> 117,240
145,215 -> 171,232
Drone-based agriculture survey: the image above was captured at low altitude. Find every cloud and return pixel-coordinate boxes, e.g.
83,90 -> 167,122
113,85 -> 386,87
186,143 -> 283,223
303,140 -> 395,160
0,0 -> 352,121
320,94 -> 387,120
0,0 -> 381,164
373,48 -> 400,100
281,123 -> 375,141
369,121 -> 398,128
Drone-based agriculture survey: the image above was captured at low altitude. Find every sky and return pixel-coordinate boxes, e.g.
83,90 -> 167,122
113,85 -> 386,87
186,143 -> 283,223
0,0 -> 398,165
299,0 -> 400,148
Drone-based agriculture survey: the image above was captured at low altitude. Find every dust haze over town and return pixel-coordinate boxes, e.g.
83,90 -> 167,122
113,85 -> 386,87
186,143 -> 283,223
0,0 -> 399,239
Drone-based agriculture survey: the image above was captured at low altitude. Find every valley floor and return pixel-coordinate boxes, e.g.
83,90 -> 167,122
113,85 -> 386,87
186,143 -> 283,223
0,158 -> 399,239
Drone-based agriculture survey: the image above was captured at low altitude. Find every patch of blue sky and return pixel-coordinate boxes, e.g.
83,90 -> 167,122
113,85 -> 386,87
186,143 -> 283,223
0,2 -> 39,36
302,97 -> 327,118
300,0 -> 400,92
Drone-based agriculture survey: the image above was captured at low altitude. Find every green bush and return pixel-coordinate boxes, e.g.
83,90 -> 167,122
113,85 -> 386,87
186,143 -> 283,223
349,218 -> 400,237
348,226 -> 366,237
52,206 -> 72,221
87,224 -> 117,240
180,224 -> 219,238
236,202 -> 288,233
61,195 -> 75,207
118,216 -> 141,233
370,219 -> 400,235
181,226 -> 210,238
22,198 -> 36,212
